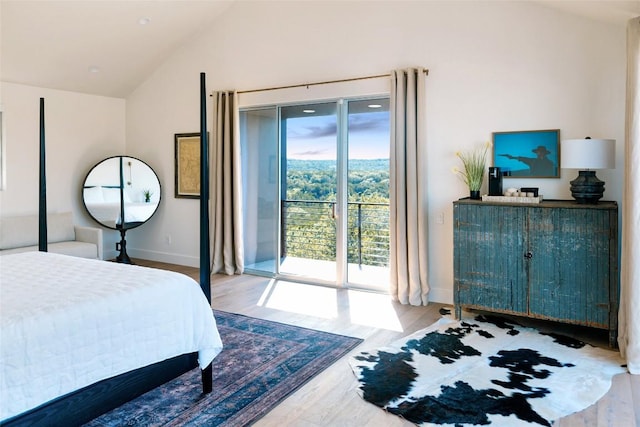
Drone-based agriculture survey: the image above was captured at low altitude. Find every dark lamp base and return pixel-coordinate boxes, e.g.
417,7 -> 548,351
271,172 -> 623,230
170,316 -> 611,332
115,228 -> 133,264
570,170 -> 605,204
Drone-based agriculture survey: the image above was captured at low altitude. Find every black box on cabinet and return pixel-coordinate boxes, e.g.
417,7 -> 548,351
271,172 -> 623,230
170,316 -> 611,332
488,167 -> 503,196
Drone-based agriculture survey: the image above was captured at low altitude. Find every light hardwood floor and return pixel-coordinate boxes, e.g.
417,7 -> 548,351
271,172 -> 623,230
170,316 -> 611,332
134,259 -> 640,427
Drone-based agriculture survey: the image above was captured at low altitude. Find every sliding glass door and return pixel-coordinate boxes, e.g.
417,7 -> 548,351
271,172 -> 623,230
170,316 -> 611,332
240,107 -> 279,275
279,102 -> 338,283
241,97 -> 390,291
345,99 -> 390,290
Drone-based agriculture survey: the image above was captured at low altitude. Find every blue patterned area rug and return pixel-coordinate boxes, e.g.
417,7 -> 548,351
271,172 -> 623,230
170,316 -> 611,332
350,308 -> 625,427
84,310 -> 362,426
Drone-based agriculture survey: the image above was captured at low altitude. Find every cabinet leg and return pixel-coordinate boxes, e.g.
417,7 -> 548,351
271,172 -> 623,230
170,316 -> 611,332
454,305 -> 461,320
609,328 -> 618,349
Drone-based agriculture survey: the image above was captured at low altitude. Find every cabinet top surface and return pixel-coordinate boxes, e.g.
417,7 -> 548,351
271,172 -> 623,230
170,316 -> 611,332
453,199 -> 618,209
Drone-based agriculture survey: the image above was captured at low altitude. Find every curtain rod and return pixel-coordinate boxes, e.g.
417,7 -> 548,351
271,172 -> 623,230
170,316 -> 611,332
211,68 -> 429,95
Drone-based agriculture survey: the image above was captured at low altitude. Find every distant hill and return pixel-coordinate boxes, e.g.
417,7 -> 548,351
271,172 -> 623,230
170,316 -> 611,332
287,158 -> 388,172
285,158 -> 389,202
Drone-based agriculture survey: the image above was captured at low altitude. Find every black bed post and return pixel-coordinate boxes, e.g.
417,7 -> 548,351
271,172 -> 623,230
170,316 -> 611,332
39,97 -> 48,252
199,72 -> 211,302
200,72 -> 213,394
200,72 -> 211,303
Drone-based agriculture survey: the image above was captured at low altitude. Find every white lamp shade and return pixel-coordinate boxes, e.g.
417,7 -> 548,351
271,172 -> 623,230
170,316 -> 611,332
561,138 -> 615,169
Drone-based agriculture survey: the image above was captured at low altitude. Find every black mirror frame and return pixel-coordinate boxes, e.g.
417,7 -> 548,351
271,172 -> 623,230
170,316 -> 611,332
81,155 -> 162,231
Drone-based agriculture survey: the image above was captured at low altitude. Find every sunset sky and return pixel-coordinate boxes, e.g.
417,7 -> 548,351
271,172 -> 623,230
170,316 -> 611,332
286,110 -> 390,161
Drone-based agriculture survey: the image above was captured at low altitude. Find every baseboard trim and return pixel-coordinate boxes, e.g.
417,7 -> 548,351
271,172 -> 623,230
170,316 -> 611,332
428,287 -> 453,305
126,248 -> 199,267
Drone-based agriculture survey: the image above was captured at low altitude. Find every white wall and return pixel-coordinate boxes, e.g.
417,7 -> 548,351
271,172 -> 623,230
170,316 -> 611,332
127,0 -> 626,303
0,82 -> 126,257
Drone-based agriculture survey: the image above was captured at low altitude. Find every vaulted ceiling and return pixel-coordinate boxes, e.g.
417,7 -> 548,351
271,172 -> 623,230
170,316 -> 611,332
1,0 -> 234,98
1,0 -> 638,99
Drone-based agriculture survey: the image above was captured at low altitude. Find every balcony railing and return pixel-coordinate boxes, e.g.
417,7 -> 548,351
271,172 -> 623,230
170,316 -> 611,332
281,200 -> 390,267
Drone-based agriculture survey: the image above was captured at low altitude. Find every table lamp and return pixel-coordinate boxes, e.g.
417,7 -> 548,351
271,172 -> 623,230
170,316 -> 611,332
561,137 -> 615,204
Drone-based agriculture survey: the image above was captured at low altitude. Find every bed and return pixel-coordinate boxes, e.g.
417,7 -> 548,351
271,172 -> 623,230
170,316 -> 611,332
0,251 -> 223,423
0,79 -> 216,426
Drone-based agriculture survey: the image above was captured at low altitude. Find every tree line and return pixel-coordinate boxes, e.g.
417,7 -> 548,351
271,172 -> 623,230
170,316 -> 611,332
283,159 -> 390,267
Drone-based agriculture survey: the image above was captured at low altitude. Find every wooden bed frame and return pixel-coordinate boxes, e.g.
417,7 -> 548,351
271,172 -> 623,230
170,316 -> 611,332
2,74 -> 213,426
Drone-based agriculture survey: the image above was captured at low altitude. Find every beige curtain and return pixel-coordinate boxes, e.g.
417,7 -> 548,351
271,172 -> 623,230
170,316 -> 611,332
389,67 -> 429,305
619,17 -> 640,375
211,90 -> 244,275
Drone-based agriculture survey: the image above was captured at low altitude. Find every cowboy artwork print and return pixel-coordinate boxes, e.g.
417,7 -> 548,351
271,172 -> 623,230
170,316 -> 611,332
492,130 -> 560,178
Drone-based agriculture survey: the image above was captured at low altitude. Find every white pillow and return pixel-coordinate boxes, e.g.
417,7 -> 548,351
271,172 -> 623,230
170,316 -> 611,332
83,187 -> 104,204
102,187 -> 122,203
122,189 -> 133,203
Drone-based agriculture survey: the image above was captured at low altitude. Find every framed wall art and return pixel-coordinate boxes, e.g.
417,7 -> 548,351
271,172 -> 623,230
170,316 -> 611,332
492,129 -> 560,178
174,132 -> 202,198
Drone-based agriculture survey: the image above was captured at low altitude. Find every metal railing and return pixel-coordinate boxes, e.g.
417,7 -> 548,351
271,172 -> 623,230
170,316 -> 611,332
281,200 -> 390,267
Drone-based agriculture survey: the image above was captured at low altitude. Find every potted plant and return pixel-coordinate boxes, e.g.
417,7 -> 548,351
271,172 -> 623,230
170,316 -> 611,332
143,189 -> 153,203
452,142 -> 489,199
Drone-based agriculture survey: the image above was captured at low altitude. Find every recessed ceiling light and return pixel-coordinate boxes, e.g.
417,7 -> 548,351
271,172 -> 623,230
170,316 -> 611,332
138,17 -> 151,25
88,66 -> 100,73
303,109 -> 315,113
368,104 -> 382,108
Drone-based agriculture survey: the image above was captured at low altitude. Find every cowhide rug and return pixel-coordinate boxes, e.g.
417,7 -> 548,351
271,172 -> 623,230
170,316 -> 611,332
349,308 -> 625,426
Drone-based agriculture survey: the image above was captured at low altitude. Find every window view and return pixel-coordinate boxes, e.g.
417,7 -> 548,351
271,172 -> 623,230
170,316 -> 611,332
346,99 -> 390,288
241,97 -> 390,290
280,102 -> 338,280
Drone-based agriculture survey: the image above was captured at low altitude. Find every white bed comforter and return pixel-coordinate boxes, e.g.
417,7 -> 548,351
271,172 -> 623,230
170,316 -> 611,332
85,201 -> 158,227
0,252 -> 223,421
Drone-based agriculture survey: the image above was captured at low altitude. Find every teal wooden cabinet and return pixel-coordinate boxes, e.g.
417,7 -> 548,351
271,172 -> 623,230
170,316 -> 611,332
453,199 -> 618,347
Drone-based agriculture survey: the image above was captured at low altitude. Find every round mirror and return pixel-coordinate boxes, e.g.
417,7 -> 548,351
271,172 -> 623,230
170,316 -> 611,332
82,156 -> 161,231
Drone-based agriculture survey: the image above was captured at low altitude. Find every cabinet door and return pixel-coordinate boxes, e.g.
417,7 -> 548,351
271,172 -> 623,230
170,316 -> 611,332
454,203 -> 527,314
527,207 -> 611,327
